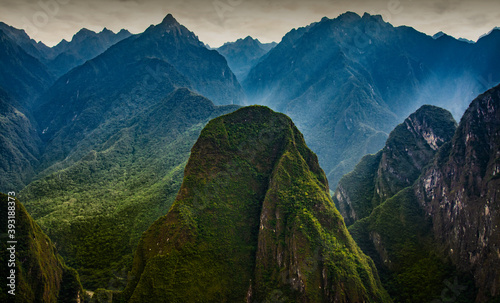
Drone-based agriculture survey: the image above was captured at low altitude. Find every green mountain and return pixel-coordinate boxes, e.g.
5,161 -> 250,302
122,106 -> 391,303
334,105 -> 457,226
34,14 -> 244,175
0,89 -> 42,192
0,193 -> 84,303
20,89 -> 239,289
343,85 -> 500,302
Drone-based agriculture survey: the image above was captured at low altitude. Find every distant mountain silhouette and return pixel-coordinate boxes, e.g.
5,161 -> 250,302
217,36 -> 277,81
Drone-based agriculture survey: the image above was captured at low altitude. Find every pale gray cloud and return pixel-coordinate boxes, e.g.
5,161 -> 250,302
0,0 -> 498,47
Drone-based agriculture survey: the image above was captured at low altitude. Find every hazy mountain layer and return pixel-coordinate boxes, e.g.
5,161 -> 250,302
217,36 -> 277,81
244,12 -> 500,187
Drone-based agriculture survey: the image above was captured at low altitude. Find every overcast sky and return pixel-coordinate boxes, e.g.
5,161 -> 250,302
0,0 -> 499,47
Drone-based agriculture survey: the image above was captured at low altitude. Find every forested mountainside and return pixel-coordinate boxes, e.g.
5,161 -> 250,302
122,106 -> 391,303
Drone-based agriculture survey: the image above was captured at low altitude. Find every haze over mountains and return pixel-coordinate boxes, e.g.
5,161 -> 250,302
244,12 -> 500,186
216,36 -> 277,81
0,9 -> 499,303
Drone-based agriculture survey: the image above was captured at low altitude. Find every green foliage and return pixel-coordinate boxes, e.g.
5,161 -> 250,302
0,193 -> 84,303
20,89 -> 239,290
349,188 -> 477,302
123,106 -> 391,302
333,152 -> 382,226
334,105 -> 457,226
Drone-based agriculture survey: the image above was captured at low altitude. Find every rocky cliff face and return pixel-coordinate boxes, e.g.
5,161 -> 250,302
122,106 -> 391,302
334,105 -> 457,226
0,193 -> 83,303
344,85 -> 500,302
415,85 -> 500,301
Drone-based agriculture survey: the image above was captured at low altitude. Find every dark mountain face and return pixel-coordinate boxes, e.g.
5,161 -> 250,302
0,21 -> 132,78
122,106 -> 391,303
0,30 -> 54,109
217,36 -> 277,81
0,89 -> 42,193
334,105 -> 457,226
0,193 -> 83,303
48,27 -> 132,77
243,12 -> 500,187
34,14 -> 244,172
344,84 -> 500,302
0,21 -> 53,63
20,89 -> 239,289
414,85 -> 500,302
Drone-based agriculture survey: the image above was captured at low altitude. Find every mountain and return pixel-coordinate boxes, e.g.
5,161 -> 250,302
0,30 -> 51,192
413,84 -> 500,301
0,22 -> 132,78
20,89 -> 239,289
334,105 -> 457,226
0,29 -> 54,109
0,89 -> 42,192
48,27 -> 132,77
0,21 -> 53,62
122,106 -> 391,303
0,193 -> 84,303
345,84 -> 500,302
217,36 -> 277,81
243,12 -> 500,187
33,13 -> 244,174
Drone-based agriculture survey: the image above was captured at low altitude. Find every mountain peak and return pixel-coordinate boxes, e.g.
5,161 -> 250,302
362,12 -> 384,23
336,11 -> 361,22
122,105 -> 391,302
161,13 -> 179,26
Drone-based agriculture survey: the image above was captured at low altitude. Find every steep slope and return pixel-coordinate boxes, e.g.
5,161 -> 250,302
347,84 -> 500,302
0,21 -> 53,63
34,14 -> 244,172
0,193 -> 83,303
334,105 -> 457,226
122,106 -> 391,303
20,89 -> 239,289
414,84 -> 500,302
0,89 -> 42,193
0,29 -> 54,109
244,12 -> 500,187
49,28 -> 132,77
217,36 -> 276,81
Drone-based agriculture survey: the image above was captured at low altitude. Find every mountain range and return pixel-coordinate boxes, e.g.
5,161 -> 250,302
244,12 -> 500,187
0,9 -> 499,303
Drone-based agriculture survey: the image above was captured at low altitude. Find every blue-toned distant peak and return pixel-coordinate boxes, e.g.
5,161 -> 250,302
143,13 -> 204,47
